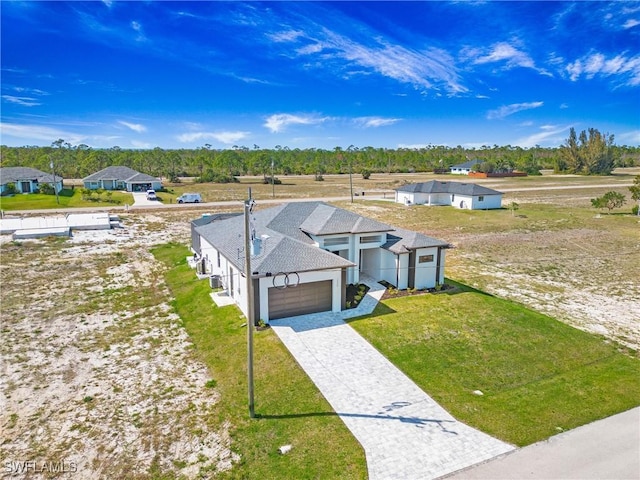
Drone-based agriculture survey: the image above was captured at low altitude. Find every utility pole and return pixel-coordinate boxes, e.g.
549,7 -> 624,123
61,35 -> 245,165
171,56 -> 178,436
349,158 -> 354,203
271,158 -> 275,198
49,158 -> 60,205
244,188 -> 255,418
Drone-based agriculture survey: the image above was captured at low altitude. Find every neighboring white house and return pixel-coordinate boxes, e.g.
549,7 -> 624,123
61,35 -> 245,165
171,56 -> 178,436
450,159 -> 482,175
82,166 -> 162,192
191,202 -> 449,322
0,167 -> 63,195
395,180 -> 503,210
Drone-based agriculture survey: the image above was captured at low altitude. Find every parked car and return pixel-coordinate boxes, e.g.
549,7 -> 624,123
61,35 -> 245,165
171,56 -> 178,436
177,193 -> 202,203
146,189 -> 157,200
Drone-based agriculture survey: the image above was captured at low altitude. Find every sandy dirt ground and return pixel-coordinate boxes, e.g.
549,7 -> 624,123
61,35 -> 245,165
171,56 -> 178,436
446,227 -> 640,351
1,213 -> 238,479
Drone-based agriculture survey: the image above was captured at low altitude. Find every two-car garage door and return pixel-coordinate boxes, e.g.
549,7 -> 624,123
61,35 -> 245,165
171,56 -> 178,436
268,280 -> 333,320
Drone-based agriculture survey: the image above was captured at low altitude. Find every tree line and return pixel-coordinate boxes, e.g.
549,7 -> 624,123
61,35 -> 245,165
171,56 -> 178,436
1,129 -> 638,181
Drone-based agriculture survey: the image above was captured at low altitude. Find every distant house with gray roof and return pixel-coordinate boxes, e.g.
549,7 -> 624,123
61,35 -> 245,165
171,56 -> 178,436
82,166 -> 161,192
0,167 -> 63,195
395,180 -> 503,210
450,159 -> 482,175
192,201 -> 449,322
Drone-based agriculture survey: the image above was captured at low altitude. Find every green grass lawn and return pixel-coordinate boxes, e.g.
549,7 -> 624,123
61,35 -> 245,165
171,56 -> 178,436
152,243 -> 367,480
0,188 -> 134,210
347,280 -> 640,447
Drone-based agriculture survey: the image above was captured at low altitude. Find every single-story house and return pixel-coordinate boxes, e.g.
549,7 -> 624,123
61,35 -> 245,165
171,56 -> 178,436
191,201 -> 449,322
395,180 -> 503,210
82,166 -> 162,192
450,159 -> 482,175
0,167 -> 63,195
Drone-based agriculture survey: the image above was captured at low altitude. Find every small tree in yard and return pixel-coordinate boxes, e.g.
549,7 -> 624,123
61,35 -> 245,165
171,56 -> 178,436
591,191 -> 625,214
508,201 -> 519,217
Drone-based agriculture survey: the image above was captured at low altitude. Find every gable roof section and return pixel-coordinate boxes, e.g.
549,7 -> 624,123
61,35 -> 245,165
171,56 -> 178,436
195,202 -> 354,275
299,202 -> 394,235
195,201 -> 449,275
451,158 -> 482,169
83,166 -> 160,183
383,227 -> 449,254
395,180 -> 501,196
191,213 -> 242,228
0,167 -> 62,184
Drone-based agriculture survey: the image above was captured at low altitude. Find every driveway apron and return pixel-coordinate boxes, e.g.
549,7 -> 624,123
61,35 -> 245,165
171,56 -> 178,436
270,279 -> 514,479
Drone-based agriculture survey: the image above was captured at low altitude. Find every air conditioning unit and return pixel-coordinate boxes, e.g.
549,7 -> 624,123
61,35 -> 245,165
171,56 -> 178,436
209,275 -> 222,289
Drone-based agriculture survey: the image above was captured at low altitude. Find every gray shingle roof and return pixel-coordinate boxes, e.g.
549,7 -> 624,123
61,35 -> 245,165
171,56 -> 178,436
0,167 -> 62,184
195,201 -> 449,276
451,159 -> 482,169
299,203 -> 394,235
395,180 -> 502,196
83,166 -> 160,183
195,203 -> 354,275
382,227 -> 449,254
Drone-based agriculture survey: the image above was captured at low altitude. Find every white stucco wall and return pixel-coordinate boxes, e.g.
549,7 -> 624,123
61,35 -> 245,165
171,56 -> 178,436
470,194 -> 502,210
395,191 -> 414,205
377,249 -> 398,287
396,253 -> 410,290
413,247 -> 439,289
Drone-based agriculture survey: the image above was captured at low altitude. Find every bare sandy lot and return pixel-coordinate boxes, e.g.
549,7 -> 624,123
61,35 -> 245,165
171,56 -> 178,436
1,213 -> 238,479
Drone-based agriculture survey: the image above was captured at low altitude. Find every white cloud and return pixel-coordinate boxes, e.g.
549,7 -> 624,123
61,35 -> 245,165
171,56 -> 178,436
130,140 -> 152,149
397,143 -> 430,149
0,122 -> 85,145
617,130 -> 640,144
565,52 -> 640,86
513,125 -> 570,148
623,19 -> 640,29
268,30 -> 304,43
487,101 -> 544,120
2,95 -> 41,107
323,31 -> 467,94
272,22 -> 466,94
177,131 -> 249,144
474,42 -> 533,67
264,113 -> 328,133
118,120 -> 147,133
353,117 -> 400,128
465,41 -> 537,70
130,20 -> 146,42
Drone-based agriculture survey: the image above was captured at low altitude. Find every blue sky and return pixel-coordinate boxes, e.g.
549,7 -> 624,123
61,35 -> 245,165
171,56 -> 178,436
2,1 -> 639,150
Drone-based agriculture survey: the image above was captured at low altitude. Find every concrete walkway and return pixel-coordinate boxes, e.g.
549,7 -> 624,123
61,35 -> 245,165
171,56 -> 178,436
270,277 -> 514,479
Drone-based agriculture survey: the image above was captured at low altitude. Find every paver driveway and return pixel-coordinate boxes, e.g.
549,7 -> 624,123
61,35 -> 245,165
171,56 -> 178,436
270,279 -> 514,480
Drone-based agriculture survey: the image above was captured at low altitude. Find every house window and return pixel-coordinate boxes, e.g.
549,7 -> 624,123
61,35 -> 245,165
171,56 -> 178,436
419,254 -> 434,263
478,196 -> 484,202
360,235 -> 381,244
217,251 -> 221,268
324,237 -> 348,247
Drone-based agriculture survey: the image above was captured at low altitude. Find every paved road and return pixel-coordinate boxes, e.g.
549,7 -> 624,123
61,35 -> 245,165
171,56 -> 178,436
3,181 -> 632,216
270,278 -> 515,480
447,407 -> 640,480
